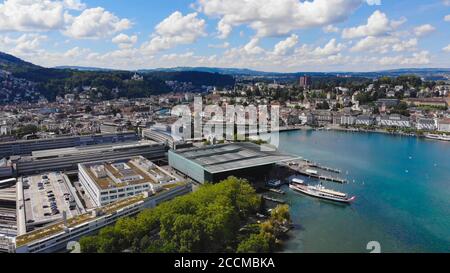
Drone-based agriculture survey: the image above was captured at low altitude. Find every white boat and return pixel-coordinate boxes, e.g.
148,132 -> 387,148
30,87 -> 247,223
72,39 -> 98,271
425,134 -> 450,142
291,178 -> 305,185
289,183 -> 356,204
305,169 -> 318,175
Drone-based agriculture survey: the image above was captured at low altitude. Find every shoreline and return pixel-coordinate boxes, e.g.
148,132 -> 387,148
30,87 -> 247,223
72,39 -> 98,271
271,125 -> 450,143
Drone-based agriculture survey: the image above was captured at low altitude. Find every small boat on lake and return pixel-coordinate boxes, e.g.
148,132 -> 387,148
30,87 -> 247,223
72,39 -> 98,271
289,183 -> 356,204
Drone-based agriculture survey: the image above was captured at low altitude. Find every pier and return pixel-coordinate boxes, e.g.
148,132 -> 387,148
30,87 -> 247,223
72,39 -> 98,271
280,161 -> 348,184
306,163 -> 341,174
296,170 -> 348,184
262,195 -> 286,204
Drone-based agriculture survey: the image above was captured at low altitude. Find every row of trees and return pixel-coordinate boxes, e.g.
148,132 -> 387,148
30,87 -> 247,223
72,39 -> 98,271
80,177 -> 291,253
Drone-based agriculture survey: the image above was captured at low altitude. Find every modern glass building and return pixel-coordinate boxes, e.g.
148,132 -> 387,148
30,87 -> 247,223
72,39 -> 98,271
169,142 -> 298,184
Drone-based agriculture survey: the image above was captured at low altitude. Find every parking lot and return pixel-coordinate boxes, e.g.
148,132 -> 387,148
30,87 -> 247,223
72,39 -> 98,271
23,172 -> 80,225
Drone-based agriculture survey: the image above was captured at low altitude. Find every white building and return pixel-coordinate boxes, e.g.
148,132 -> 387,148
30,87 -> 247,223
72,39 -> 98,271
416,118 -> 437,131
78,156 -> 180,207
0,125 -> 11,135
341,115 -> 356,126
299,113 -> 314,125
438,118 -> 450,132
355,115 -> 375,126
377,114 -> 411,128
14,182 -> 191,253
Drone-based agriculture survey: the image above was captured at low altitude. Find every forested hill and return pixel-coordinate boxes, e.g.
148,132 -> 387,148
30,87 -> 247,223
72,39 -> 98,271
0,51 -> 236,101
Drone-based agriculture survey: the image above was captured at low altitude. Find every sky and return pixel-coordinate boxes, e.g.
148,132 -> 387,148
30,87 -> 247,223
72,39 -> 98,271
0,0 -> 449,72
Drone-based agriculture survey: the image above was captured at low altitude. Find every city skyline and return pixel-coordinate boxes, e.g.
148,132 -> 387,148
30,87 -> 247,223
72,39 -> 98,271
0,0 -> 449,72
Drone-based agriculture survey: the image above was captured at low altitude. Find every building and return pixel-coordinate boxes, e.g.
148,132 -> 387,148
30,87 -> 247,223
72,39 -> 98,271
312,110 -> 333,126
131,72 -> 144,81
355,115 -> 375,126
406,98 -> 448,108
142,126 -> 192,150
0,132 -> 138,159
79,156 -> 180,207
0,125 -> 11,136
332,113 -> 343,125
15,141 -> 166,176
377,114 -> 411,128
376,99 -> 400,108
416,118 -> 437,131
438,118 -> 450,132
100,122 -> 125,134
341,115 -> 356,126
14,183 -> 191,253
299,76 -> 312,88
169,142 -> 298,184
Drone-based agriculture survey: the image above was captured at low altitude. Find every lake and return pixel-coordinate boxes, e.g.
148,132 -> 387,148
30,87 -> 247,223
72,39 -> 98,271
271,130 -> 450,253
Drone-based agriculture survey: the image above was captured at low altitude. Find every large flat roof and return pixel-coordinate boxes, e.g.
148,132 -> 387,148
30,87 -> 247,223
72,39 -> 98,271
172,142 -> 299,174
31,140 -> 159,159
80,156 -> 177,190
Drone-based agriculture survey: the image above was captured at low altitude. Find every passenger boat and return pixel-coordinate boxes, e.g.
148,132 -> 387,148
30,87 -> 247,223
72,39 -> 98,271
425,134 -> 450,142
289,183 -> 356,204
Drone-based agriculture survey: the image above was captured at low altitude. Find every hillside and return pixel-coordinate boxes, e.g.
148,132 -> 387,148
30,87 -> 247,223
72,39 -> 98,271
0,52 -> 234,102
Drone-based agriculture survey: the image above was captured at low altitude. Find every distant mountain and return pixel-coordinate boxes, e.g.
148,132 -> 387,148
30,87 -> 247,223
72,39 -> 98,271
140,66 -> 450,80
139,67 -> 278,76
54,66 -> 119,72
151,71 -> 236,88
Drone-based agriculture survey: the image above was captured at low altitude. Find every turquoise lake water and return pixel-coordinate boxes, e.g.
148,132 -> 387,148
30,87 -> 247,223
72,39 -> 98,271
271,130 -> 450,253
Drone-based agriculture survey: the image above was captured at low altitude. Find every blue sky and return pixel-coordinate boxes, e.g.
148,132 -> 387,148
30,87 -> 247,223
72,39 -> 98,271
0,0 -> 449,72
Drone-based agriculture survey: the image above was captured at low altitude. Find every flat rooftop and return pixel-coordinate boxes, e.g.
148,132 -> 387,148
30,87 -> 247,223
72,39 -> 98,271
22,173 -> 80,226
31,140 -> 159,159
15,182 -> 188,248
80,156 -> 177,190
172,142 -> 299,174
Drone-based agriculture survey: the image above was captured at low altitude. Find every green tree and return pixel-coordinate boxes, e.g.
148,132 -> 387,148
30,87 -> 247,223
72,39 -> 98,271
80,177 -> 263,253
237,233 -> 271,253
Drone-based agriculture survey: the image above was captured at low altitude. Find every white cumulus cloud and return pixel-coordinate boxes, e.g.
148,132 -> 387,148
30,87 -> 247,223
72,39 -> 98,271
273,34 -> 299,55
323,25 -> 340,33
443,44 -> 450,52
413,24 -> 435,37
64,7 -> 132,39
377,51 -> 430,66
196,0 -> 369,38
0,0 -> 72,32
112,33 -> 138,49
342,10 -> 391,39
351,36 -> 417,53
142,12 -> 206,53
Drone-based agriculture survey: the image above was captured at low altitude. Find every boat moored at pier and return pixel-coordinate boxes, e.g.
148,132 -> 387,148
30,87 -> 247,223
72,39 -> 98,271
289,183 -> 356,204
425,134 -> 450,142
